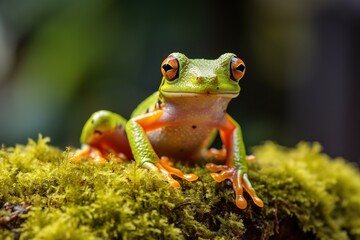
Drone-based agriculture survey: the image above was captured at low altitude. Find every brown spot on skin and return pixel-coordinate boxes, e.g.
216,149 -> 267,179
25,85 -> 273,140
94,130 -> 103,135
192,125 -> 197,129
154,98 -> 164,110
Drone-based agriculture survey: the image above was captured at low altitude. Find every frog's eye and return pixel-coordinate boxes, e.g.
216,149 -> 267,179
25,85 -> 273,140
230,56 -> 246,81
161,56 -> 179,81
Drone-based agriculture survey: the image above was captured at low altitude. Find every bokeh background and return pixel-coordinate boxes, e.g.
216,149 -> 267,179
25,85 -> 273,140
0,1 -> 359,162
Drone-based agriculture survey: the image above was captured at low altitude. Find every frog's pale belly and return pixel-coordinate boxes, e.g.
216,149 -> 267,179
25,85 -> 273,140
145,95 -> 231,159
147,124 -> 213,159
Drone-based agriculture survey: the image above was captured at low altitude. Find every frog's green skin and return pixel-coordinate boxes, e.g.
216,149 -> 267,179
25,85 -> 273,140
74,53 -> 263,209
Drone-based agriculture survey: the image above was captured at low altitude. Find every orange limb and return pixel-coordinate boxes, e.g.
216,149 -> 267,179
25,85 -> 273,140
70,146 -> 127,164
153,157 -> 198,188
206,163 -> 264,209
70,146 -> 92,163
206,114 -> 263,208
70,146 -> 107,164
134,110 -> 165,132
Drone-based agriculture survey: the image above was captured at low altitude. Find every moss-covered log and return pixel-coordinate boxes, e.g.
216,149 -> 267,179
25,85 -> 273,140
1,136 -> 360,239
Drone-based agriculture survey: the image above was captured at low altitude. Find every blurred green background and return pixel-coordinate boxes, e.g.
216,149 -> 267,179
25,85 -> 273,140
0,0 -> 359,162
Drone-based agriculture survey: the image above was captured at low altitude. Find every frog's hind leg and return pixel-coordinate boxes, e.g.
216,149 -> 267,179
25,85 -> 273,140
71,110 -> 133,163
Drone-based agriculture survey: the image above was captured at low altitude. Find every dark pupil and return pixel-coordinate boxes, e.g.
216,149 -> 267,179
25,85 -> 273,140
236,64 -> 245,72
162,63 -> 173,72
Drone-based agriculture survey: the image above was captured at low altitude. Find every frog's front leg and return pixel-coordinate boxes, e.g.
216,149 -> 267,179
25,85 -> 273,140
126,110 -> 198,188
71,110 -> 132,163
206,114 -> 263,209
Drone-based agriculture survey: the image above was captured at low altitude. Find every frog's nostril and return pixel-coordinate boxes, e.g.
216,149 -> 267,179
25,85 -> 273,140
196,75 -> 218,84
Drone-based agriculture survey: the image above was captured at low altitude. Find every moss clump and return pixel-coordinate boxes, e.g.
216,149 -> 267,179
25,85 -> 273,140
1,136 -> 360,240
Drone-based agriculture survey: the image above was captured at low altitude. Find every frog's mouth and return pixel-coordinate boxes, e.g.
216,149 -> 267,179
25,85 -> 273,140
161,91 -> 239,98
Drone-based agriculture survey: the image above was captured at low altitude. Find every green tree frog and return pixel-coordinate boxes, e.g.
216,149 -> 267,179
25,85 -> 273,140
72,53 -> 263,209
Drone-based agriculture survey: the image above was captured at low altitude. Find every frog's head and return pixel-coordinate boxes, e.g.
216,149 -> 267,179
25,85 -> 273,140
159,52 -> 245,99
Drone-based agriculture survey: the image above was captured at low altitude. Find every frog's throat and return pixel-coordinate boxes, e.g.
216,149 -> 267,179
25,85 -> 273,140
161,91 -> 239,98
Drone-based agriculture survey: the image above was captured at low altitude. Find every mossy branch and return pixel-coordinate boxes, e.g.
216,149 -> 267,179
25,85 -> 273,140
1,136 -> 360,239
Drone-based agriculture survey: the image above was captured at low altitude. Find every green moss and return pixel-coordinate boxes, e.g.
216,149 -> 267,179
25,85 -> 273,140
1,136 -> 360,239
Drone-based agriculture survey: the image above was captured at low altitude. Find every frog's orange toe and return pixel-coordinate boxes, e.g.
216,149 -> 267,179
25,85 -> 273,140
210,170 -> 232,182
169,179 -> 181,189
242,173 -> 264,207
154,157 -> 198,188
71,146 -> 110,164
206,163 -> 263,209
70,154 -> 83,163
183,173 -> 198,181
70,146 -> 91,162
236,195 -> 247,209
206,163 -> 229,172
252,196 -> 264,207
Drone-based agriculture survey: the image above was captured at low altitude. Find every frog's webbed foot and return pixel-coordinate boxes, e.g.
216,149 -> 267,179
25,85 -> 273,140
206,148 -> 256,164
206,163 -> 263,209
143,157 -> 198,188
70,146 -> 127,164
